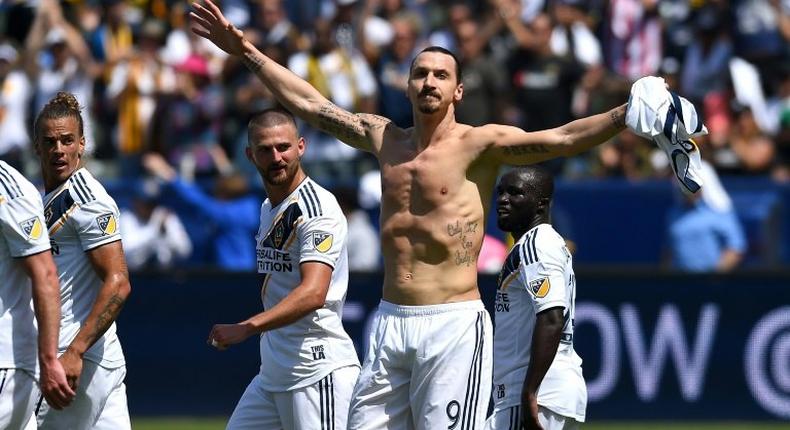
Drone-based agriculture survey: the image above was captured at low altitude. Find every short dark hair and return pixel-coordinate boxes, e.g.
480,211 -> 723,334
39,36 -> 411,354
410,46 -> 463,82
248,106 -> 297,131
511,165 -> 554,202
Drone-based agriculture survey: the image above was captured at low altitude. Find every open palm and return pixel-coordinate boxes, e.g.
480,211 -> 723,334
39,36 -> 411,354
190,0 -> 245,55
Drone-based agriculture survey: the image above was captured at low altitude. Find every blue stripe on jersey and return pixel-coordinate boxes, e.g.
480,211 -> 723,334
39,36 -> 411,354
298,188 -> 315,218
44,190 -> 76,229
497,245 -> 522,290
262,202 -> 302,250
0,164 -> 21,199
307,182 -> 323,216
76,172 -> 96,201
530,228 -> 539,263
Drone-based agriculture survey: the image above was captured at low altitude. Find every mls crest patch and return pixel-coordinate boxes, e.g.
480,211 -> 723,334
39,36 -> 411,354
311,232 -> 333,253
528,277 -> 551,298
96,213 -> 117,236
19,217 -> 43,240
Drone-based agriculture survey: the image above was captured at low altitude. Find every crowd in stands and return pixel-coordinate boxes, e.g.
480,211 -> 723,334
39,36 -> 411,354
0,0 -> 788,271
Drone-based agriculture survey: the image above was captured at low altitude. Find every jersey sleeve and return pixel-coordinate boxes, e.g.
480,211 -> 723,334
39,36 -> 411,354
297,212 -> 346,269
519,233 -> 569,314
0,192 -> 50,257
71,196 -> 122,252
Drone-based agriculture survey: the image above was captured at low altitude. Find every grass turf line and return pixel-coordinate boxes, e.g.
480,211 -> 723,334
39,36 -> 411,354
131,419 -> 790,430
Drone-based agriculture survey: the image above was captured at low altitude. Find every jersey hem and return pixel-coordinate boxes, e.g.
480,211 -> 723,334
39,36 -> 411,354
82,235 -> 122,252
258,360 -> 360,392
11,244 -> 51,258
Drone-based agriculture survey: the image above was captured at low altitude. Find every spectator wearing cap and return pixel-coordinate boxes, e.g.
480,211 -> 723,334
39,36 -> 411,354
0,42 -> 32,171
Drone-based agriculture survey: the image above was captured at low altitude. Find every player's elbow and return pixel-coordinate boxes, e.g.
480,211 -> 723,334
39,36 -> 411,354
109,272 -> 132,302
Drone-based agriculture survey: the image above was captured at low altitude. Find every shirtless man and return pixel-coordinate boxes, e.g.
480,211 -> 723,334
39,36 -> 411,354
192,2 -> 633,428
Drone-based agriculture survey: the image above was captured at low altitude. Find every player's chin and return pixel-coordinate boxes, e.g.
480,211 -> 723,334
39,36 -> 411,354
496,217 -> 511,231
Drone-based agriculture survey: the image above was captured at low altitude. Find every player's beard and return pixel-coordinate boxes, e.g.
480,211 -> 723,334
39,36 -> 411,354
263,161 -> 296,186
417,95 -> 441,114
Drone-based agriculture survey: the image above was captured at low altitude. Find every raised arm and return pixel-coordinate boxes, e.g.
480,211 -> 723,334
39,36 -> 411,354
479,103 -> 627,168
190,0 -> 392,154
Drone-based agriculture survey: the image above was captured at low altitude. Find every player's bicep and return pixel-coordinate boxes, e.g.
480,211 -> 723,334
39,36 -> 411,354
480,124 -> 569,166
313,103 -> 390,154
86,240 -> 128,282
299,261 -> 332,294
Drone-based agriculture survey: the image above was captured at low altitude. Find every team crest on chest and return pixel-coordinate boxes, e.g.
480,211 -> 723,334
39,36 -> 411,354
96,213 -> 117,235
311,232 -> 333,253
528,277 -> 551,298
273,221 -> 285,248
19,217 -> 43,240
44,206 -> 54,225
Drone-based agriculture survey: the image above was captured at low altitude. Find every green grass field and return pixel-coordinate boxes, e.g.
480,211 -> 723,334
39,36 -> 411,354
131,418 -> 790,430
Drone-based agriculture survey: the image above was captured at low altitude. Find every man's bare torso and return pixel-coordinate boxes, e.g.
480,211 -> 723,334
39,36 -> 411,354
377,124 -> 498,305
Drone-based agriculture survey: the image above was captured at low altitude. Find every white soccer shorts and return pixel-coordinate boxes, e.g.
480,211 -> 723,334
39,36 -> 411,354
484,405 -> 580,430
0,368 -> 37,430
348,300 -> 493,430
226,364 -> 359,430
35,361 -> 130,430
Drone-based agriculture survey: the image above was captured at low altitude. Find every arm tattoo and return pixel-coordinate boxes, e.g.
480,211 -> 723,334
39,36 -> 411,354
317,103 -> 364,141
503,144 -> 550,156
609,106 -> 626,129
89,294 -> 125,342
242,51 -> 265,73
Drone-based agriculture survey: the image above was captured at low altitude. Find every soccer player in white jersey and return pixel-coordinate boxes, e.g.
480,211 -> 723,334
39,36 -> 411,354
32,92 -> 132,429
0,160 -> 74,429
206,107 -> 359,429
487,166 -> 586,430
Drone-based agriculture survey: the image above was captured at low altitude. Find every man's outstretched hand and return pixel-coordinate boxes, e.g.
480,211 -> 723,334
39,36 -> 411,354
190,0 -> 246,56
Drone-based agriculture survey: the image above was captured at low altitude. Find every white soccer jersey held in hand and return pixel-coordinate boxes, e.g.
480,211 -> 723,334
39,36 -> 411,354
626,76 -> 708,195
0,160 -> 51,374
42,167 -> 125,369
255,177 -> 359,391
492,224 -> 586,423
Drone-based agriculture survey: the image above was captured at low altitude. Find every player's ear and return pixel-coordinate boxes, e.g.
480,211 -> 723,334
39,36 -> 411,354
297,137 -> 306,158
454,82 -> 464,103
244,146 -> 253,163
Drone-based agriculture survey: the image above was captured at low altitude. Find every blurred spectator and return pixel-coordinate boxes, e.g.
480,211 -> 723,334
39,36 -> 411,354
680,6 -> 732,108
120,181 -> 192,271
502,12 -> 585,173
729,103 -> 776,174
550,0 -> 602,68
254,0 -> 309,65
24,0 -> 98,152
143,153 -> 260,271
106,19 -> 175,177
666,160 -> 746,273
455,18 -> 508,126
335,186 -> 381,271
0,42 -> 31,171
730,0 -> 788,93
376,12 -> 425,128
153,53 -> 225,179
593,129 -> 655,179
604,0 -> 662,80
287,18 -> 377,182
478,233 -> 508,274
